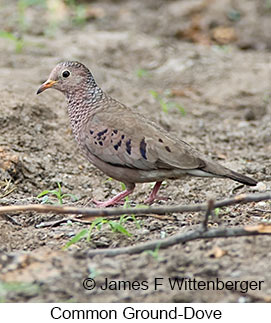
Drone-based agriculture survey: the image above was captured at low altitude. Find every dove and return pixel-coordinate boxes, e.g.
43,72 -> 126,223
37,61 -> 257,207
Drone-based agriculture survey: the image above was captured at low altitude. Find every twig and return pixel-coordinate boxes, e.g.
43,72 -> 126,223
253,208 -> 271,214
78,213 -> 175,223
1,192 -> 271,256
230,183 -> 244,195
0,179 -> 16,198
0,214 -> 22,226
86,226 -> 271,257
35,214 -> 176,228
35,218 -> 91,228
202,199 -> 214,231
0,192 -> 271,218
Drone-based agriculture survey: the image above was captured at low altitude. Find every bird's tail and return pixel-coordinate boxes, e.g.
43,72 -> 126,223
198,158 -> 257,186
226,170 -> 257,186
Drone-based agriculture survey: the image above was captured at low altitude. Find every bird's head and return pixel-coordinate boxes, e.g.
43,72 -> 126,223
37,61 -> 93,96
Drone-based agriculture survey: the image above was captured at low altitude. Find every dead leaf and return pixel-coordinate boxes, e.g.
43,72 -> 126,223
211,26 -> 237,45
215,152 -> 227,160
170,87 -> 201,100
208,246 -> 227,258
85,7 -> 105,20
175,14 -> 211,46
245,224 -> 271,233
234,194 -> 247,201
0,147 -> 19,172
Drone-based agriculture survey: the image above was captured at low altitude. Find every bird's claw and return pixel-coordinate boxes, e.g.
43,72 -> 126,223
144,195 -> 168,205
92,198 -> 124,208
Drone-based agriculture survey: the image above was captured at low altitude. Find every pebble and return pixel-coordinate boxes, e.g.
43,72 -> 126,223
140,228 -> 150,235
251,181 -> 267,192
257,201 -> 267,207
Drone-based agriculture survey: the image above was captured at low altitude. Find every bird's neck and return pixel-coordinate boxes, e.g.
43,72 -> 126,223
66,84 -> 103,135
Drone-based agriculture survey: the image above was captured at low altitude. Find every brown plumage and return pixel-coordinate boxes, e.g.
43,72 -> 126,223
37,61 -> 257,207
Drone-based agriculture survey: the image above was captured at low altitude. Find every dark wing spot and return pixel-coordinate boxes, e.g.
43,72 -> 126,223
165,146 -> 171,152
158,138 -> 163,143
94,141 -> 97,145
140,138 -> 147,160
90,130 -> 94,135
121,134 -> 125,139
113,130 -> 118,134
97,129 -> 108,137
117,140 -> 122,147
126,139 -> 132,155
114,144 -> 119,151
97,129 -> 108,140
99,141 -> 103,146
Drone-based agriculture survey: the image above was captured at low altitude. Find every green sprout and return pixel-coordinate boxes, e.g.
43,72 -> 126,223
120,182 -> 131,208
63,188 -> 146,249
150,90 -> 186,115
63,228 -> 89,249
66,0 -> 87,25
119,183 -> 143,228
107,219 -> 132,236
0,31 -> 24,53
0,0 -> 46,53
86,216 -> 132,239
17,0 -> 46,31
136,68 -> 149,78
121,213 -> 142,230
63,216 -> 133,250
266,0 -> 271,9
37,182 -> 78,205
144,243 -> 161,261
73,4 -> 87,25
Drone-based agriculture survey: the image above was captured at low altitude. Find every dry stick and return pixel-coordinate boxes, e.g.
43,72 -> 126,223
1,214 -> 21,226
86,226 -> 271,257
0,192 -> 271,218
36,213 -> 174,228
253,208 -> 271,214
1,192 -> 271,256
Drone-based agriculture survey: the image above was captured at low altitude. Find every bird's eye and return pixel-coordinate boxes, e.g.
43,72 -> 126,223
62,70 -> 70,78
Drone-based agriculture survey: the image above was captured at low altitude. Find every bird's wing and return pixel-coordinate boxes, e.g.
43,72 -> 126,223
81,103 -> 204,171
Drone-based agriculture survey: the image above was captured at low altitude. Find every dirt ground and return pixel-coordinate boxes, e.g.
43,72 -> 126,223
0,0 -> 271,302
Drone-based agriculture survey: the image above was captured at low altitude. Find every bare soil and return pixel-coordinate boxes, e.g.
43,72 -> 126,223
0,0 -> 271,302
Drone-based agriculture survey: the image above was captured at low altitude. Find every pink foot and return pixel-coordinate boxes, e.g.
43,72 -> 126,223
144,181 -> 168,204
144,195 -> 168,204
92,185 -> 135,208
92,198 -> 124,207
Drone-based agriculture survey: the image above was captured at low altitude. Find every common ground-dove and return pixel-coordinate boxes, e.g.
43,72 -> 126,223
37,61 -> 257,207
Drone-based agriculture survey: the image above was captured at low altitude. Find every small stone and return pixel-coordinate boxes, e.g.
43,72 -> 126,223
257,201 -> 267,207
140,228 -> 150,235
252,182 -> 267,192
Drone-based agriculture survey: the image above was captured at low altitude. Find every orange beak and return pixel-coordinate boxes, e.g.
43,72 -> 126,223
36,80 -> 57,94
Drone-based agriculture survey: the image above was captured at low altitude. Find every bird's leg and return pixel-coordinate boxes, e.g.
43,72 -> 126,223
144,181 -> 168,204
93,183 -> 135,208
